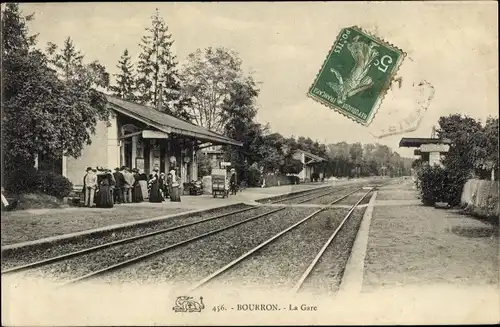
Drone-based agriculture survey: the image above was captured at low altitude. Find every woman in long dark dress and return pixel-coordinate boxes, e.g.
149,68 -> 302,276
148,170 -> 164,203
132,169 -> 144,203
96,170 -> 114,208
138,170 -> 148,200
159,172 -> 167,201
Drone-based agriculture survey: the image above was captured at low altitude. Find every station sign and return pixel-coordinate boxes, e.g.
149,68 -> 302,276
142,130 -> 169,139
420,144 -> 450,153
220,162 -> 231,167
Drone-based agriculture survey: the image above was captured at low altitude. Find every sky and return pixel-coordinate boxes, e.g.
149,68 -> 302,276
18,2 -> 498,158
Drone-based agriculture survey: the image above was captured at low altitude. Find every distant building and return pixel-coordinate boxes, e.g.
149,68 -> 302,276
37,95 -> 242,187
201,145 -> 225,169
292,150 -> 326,182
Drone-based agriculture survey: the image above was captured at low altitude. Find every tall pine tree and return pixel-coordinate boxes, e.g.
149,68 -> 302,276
110,49 -> 136,100
136,8 -> 191,120
46,37 -> 83,81
46,37 -> 109,90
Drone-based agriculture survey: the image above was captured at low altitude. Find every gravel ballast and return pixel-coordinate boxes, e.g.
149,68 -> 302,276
330,190 -> 372,206
277,188 -> 336,205
1,204 -> 251,270
299,207 -> 367,295
205,207 -> 352,291
256,186 -> 331,204
99,207 -> 319,286
305,188 -> 367,206
10,206 -> 280,282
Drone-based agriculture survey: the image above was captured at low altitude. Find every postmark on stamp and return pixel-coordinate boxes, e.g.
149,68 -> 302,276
367,56 -> 436,138
307,26 -> 406,126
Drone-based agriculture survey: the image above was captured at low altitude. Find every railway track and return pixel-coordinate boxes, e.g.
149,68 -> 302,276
1,185 -> 344,273
1,185 -> 364,284
187,187 -> 375,292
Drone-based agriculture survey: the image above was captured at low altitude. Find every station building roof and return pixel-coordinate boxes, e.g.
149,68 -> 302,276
399,137 -> 452,148
294,149 -> 327,163
106,95 -> 243,147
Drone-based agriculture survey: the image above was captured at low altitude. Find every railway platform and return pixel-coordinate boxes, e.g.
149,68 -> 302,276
337,178 -> 499,324
1,181 -> 334,247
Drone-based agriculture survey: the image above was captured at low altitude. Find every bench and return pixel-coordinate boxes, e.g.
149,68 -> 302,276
67,185 -> 84,205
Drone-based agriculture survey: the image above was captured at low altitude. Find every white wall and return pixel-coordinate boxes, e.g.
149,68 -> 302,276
107,113 -> 120,170
66,120 -> 110,186
293,151 -> 307,181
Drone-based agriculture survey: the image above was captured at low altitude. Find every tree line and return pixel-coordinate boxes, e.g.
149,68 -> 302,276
2,4 -> 412,188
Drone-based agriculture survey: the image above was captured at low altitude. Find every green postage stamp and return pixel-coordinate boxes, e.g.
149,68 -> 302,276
308,26 -> 405,126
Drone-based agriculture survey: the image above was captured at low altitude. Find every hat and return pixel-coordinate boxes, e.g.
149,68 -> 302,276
153,167 -> 159,171
86,167 -> 93,172
115,167 -> 120,171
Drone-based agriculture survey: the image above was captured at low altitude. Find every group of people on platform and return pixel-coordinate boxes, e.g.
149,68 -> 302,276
82,166 -> 179,208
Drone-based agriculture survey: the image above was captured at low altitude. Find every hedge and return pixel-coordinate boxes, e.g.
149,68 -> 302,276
3,167 -> 73,199
417,164 -> 469,206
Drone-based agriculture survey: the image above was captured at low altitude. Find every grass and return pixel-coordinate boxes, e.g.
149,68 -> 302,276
1,206 -> 189,246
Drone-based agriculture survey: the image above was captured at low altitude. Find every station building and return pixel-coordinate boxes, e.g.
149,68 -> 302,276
54,95 -> 242,188
292,150 -> 326,182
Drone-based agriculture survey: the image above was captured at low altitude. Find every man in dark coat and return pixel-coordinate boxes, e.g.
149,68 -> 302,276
113,167 -> 125,204
229,169 -> 238,195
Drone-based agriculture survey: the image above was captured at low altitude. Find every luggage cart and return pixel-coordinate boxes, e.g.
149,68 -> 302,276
211,169 -> 229,198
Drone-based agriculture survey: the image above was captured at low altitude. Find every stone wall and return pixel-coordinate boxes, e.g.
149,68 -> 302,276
461,179 -> 499,219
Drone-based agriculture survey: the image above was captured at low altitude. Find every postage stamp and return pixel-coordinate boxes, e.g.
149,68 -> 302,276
307,26 -> 406,126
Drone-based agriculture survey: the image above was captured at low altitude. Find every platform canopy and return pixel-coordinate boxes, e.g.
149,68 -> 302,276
399,137 -> 452,148
106,94 -> 243,147
295,150 -> 326,164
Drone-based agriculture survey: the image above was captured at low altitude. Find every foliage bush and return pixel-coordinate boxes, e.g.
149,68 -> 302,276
443,168 -> 471,206
246,165 -> 262,187
36,170 -> 73,198
287,175 -> 300,185
4,168 -> 73,199
417,165 -> 449,206
3,166 -> 39,194
417,164 -> 470,206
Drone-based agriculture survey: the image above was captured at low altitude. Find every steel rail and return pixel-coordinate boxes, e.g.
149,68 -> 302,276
1,204 -> 260,275
188,188 -> 362,291
292,187 -> 374,293
1,185 -> 342,275
266,185 -> 333,203
58,187 -> 364,287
